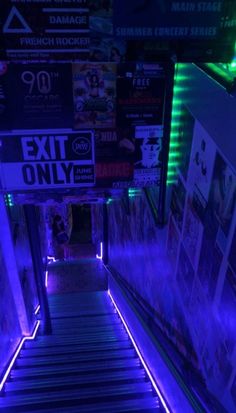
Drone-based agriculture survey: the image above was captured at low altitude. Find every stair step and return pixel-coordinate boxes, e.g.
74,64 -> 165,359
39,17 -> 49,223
6,368 -> 146,393
17,347 -> 137,367
10,397 -> 162,413
0,381 -> 153,408
22,340 -> 131,356
11,358 -> 141,380
24,330 -> 128,346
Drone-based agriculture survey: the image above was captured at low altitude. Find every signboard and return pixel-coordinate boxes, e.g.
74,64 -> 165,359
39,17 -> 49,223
1,63 -> 73,130
0,130 -> 95,190
1,1 -> 89,60
113,0 -> 236,61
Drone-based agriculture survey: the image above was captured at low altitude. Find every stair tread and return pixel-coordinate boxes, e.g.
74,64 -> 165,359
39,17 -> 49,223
0,381 -> 153,407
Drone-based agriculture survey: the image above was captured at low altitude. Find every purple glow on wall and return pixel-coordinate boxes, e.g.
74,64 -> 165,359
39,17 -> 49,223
0,321 -> 40,393
96,242 -> 103,260
108,290 -> 171,413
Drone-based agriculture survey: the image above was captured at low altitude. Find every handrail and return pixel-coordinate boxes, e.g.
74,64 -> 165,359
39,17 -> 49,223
0,320 -> 40,394
106,265 -> 208,413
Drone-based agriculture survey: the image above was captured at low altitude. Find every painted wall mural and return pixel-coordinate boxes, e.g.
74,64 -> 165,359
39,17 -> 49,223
108,116 -> 236,412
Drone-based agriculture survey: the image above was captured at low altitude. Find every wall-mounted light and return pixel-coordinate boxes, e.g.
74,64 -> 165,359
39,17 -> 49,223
96,242 -> 103,260
4,193 -> 14,207
34,304 -> 40,315
167,64 -> 192,186
45,270 -> 48,288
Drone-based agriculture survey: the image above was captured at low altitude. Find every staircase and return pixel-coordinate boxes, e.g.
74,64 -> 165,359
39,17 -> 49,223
0,291 -> 167,412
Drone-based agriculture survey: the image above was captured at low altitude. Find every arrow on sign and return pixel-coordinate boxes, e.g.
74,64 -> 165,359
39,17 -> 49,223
3,6 -> 32,33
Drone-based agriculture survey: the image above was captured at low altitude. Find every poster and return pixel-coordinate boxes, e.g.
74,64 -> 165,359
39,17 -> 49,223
206,152 -> 236,238
95,128 -> 134,185
134,124 -> 163,185
178,106 -> 195,181
2,63 -> 73,129
197,232 -> 223,300
170,176 -> 186,232
73,62 -> 116,129
176,243 -> 195,307
167,214 -> 179,272
187,120 -> 216,220
1,1 -> 90,61
182,198 -> 203,269
117,62 -> 166,128
188,280 -> 209,356
113,0 -> 236,63
0,130 -> 95,190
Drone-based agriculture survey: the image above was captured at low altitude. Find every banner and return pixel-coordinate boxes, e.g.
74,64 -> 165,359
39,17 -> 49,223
73,62 -> 116,129
113,1 -> 235,40
1,1 -> 89,60
0,130 -> 95,190
1,63 -> 73,130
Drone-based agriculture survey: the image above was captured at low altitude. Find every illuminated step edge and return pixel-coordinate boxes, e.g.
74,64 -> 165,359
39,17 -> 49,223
108,290 -> 171,413
107,272 -> 199,413
0,321 -> 40,393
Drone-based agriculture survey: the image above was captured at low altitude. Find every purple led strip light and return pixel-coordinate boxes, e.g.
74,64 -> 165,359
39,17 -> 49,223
96,242 -> 103,260
0,321 -> 40,393
108,290 -> 171,413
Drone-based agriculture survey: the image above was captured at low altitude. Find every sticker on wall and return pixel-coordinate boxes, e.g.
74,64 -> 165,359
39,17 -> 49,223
187,120 -> 216,221
73,62 -> 116,129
